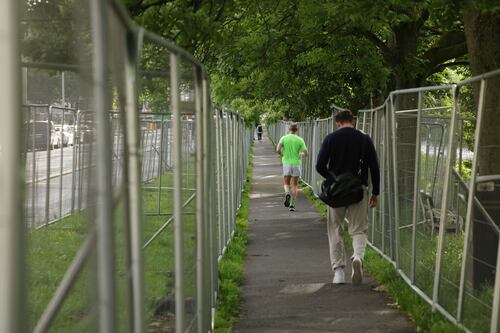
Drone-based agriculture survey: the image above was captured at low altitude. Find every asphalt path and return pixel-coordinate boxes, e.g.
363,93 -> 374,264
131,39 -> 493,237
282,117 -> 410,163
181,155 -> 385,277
233,135 -> 415,333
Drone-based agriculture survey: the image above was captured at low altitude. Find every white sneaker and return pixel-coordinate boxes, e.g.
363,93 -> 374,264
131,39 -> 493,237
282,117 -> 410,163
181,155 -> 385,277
351,257 -> 363,285
332,268 -> 345,285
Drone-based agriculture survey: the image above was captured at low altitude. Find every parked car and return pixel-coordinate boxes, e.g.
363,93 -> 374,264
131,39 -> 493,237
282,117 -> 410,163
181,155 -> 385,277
53,123 -> 74,146
51,107 -> 76,146
25,121 -> 62,151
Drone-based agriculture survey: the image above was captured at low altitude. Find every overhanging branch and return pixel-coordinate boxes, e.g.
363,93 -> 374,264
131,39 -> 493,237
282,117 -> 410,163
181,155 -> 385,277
351,30 -> 392,61
428,61 -> 469,76
128,0 -> 176,16
422,30 -> 468,71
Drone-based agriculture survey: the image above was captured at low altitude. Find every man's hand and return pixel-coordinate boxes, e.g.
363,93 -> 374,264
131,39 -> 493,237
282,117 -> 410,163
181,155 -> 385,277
276,143 -> 283,155
369,195 -> 378,208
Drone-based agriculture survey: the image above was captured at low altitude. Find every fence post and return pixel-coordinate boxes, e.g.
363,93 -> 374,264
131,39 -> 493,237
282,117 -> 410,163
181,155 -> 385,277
124,28 -> 144,333
46,106 -> 53,225
389,94 -> 401,268
170,52 -> 185,333
194,66 -> 206,333
90,0 -> 116,330
201,73 -> 213,332
156,116 -> 165,214
430,87 -> 457,312
311,121 -> 318,194
0,1 -> 25,332
410,92 -> 423,284
457,80 -> 487,320
224,113 -> 231,243
215,110 -> 224,256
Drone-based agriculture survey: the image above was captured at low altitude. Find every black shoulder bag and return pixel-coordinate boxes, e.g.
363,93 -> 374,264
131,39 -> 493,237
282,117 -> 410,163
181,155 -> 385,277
318,134 -> 367,208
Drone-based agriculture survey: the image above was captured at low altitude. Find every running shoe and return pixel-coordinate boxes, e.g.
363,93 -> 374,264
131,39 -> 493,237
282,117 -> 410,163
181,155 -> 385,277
289,204 -> 295,212
284,193 -> 291,207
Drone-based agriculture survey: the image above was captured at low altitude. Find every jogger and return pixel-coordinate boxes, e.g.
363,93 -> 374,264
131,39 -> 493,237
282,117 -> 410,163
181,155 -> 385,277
276,124 -> 308,211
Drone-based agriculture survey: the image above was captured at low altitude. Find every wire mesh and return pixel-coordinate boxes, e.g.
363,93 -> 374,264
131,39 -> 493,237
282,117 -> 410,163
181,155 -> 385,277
357,72 -> 500,332
4,1 -> 253,332
270,70 -> 500,332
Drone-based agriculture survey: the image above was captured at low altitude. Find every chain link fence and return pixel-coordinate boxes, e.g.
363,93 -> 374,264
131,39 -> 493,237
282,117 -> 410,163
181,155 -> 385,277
1,1 -> 252,332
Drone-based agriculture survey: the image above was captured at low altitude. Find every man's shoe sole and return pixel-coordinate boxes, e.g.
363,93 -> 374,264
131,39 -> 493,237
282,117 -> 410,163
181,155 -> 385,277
289,207 -> 295,211
352,259 -> 363,285
284,194 -> 291,207
332,278 -> 345,285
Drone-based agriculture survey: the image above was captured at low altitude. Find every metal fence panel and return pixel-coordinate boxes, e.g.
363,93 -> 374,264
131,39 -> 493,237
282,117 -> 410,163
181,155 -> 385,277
5,0 -> 253,332
270,70 -> 500,333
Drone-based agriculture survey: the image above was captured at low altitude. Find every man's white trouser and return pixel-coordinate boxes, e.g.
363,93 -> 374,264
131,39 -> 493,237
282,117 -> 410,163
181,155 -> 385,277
327,190 -> 369,271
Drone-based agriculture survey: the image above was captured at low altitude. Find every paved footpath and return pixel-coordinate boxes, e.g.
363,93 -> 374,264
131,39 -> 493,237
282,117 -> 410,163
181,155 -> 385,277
233,135 -> 415,333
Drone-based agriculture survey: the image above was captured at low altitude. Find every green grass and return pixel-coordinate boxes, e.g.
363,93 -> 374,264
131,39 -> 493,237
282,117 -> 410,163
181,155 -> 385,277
27,149 -> 252,332
363,249 -> 461,333
27,166 -> 198,332
214,147 -> 253,333
27,214 -> 93,332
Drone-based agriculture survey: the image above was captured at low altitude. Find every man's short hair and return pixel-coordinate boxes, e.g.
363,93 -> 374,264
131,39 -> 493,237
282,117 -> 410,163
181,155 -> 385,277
335,110 -> 354,124
289,123 -> 298,133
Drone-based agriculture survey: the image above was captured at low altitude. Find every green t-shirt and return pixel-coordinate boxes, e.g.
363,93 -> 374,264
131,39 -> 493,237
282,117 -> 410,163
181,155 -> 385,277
278,134 -> 307,166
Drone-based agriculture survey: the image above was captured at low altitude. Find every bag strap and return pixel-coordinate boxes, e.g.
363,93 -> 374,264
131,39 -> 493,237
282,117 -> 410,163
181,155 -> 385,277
357,133 -> 368,176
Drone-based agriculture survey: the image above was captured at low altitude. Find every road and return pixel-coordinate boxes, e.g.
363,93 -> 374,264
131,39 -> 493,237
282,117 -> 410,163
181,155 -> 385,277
23,127 -> 184,228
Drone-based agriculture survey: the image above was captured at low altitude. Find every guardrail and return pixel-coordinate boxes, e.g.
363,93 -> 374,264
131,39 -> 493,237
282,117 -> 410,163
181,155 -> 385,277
268,69 -> 500,333
1,1 -> 251,332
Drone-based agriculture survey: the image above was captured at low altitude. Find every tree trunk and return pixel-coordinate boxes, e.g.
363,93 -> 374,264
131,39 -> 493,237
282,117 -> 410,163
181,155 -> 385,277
387,21 -> 422,210
463,7 -> 500,289
464,8 -> 500,175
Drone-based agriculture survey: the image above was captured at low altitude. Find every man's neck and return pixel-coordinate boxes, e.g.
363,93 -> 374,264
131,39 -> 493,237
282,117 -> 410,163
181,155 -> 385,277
337,122 -> 354,129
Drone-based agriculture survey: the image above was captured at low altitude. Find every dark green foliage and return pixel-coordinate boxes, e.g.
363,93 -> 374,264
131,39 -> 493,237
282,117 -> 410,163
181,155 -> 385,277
122,0 -> 500,123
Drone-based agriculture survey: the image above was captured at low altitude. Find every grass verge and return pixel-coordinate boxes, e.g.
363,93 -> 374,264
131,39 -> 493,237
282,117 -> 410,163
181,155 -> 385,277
28,167 -> 198,332
214,146 -> 253,333
299,182 -> 461,333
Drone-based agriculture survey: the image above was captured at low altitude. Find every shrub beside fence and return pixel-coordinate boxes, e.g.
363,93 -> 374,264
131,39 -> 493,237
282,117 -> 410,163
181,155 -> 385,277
268,69 -> 500,333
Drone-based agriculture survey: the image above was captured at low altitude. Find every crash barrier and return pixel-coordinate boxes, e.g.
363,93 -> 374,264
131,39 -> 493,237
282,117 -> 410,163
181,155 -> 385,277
268,69 -> 500,333
1,1 -> 252,332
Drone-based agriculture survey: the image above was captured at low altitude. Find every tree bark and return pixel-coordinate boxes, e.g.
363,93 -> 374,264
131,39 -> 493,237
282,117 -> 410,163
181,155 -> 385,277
463,7 -> 500,289
464,8 -> 500,175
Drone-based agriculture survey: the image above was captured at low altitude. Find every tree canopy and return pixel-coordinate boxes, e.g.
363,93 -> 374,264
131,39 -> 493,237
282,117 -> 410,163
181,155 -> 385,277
21,0 -> 499,121
125,0 -> 498,121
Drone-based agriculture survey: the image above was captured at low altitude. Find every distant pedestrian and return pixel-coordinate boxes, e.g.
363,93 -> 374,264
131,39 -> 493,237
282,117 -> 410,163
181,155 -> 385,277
315,110 -> 380,285
276,123 -> 308,212
257,124 -> 263,141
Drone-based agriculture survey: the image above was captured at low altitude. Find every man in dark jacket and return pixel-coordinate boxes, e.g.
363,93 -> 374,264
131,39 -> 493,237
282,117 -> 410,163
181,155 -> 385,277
316,110 -> 380,285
